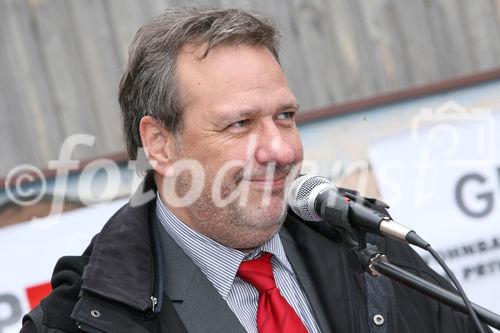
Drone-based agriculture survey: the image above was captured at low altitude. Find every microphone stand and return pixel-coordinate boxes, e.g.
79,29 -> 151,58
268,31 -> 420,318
346,230 -> 500,330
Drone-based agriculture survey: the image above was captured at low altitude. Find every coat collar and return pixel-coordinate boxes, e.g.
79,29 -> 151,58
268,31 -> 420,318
79,173 -> 161,313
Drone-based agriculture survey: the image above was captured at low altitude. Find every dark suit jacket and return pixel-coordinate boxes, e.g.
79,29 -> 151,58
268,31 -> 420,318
155,211 -> 332,332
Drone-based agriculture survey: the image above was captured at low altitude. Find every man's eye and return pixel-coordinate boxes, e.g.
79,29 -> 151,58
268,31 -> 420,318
276,111 -> 295,120
230,119 -> 251,128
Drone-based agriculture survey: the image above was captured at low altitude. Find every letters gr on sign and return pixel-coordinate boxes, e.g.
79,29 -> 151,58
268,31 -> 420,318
455,167 -> 499,219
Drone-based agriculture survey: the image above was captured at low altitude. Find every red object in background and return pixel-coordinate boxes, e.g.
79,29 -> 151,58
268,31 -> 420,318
26,282 -> 52,309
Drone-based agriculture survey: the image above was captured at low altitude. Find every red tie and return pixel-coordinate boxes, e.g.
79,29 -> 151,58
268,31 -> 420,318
237,252 -> 309,333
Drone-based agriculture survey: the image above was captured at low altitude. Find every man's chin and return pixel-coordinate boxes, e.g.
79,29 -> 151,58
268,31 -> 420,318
240,200 -> 287,229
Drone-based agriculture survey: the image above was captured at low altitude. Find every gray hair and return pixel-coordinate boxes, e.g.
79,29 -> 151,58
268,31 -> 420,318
118,6 -> 281,161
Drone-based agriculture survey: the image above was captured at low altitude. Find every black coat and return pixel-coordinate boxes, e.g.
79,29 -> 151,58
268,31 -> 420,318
21,178 -> 486,332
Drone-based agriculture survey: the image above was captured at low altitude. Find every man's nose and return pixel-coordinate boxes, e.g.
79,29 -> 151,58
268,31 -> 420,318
254,122 -> 296,166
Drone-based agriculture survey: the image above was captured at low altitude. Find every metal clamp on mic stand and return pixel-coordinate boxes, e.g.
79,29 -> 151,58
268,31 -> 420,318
345,230 -> 500,330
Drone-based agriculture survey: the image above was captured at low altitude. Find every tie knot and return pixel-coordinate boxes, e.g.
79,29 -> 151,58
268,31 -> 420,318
237,252 -> 276,293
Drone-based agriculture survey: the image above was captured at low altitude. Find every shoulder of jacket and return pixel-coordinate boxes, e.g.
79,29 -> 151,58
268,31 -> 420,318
21,306 -> 43,332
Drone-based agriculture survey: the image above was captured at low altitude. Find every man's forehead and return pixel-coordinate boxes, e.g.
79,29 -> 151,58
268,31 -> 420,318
176,43 -> 292,111
176,43 -> 284,83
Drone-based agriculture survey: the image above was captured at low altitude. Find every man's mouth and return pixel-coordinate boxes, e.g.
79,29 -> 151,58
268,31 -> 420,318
245,175 -> 287,190
235,163 -> 296,190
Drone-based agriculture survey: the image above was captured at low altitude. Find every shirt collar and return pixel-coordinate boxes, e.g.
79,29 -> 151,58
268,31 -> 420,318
155,194 -> 294,300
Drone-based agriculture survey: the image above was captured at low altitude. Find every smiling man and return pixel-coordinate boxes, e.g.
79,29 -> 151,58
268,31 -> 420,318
128,9 -> 323,332
22,6 -> 490,333
142,42 -> 303,250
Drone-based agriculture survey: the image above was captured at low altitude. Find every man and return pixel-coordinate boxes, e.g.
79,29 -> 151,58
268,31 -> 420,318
22,6 -> 487,333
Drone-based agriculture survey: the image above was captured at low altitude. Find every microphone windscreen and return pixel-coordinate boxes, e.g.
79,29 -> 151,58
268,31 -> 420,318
286,175 -> 333,221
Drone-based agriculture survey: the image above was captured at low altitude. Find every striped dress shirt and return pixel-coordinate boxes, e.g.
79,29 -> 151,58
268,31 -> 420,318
155,195 -> 321,333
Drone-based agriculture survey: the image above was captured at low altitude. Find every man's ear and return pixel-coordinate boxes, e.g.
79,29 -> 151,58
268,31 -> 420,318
139,116 -> 177,177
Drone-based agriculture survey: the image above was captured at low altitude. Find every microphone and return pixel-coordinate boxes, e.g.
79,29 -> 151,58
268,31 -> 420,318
286,175 -> 429,249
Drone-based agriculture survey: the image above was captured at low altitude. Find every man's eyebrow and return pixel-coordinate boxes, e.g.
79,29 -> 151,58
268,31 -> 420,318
214,102 -> 299,121
238,109 -> 260,118
279,102 -> 300,111
211,108 -> 258,124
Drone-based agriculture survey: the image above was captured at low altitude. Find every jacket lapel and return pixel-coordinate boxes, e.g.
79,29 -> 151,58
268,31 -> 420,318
280,228 -> 334,333
284,213 -> 369,333
157,217 -> 247,333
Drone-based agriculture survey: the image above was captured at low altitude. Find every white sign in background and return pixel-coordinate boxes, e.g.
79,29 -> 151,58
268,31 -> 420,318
0,199 -> 127,333
368,103 -> 500,323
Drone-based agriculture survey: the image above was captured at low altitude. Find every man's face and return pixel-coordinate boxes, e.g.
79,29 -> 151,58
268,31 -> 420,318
165,44 -> 303,248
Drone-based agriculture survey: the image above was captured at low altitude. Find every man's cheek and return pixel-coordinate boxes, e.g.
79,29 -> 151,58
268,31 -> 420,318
295,139 -> 304,161
287,133 -> 303,161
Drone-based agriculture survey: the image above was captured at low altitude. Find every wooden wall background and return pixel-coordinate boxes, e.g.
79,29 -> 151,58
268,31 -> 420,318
2,0 -> 500,176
